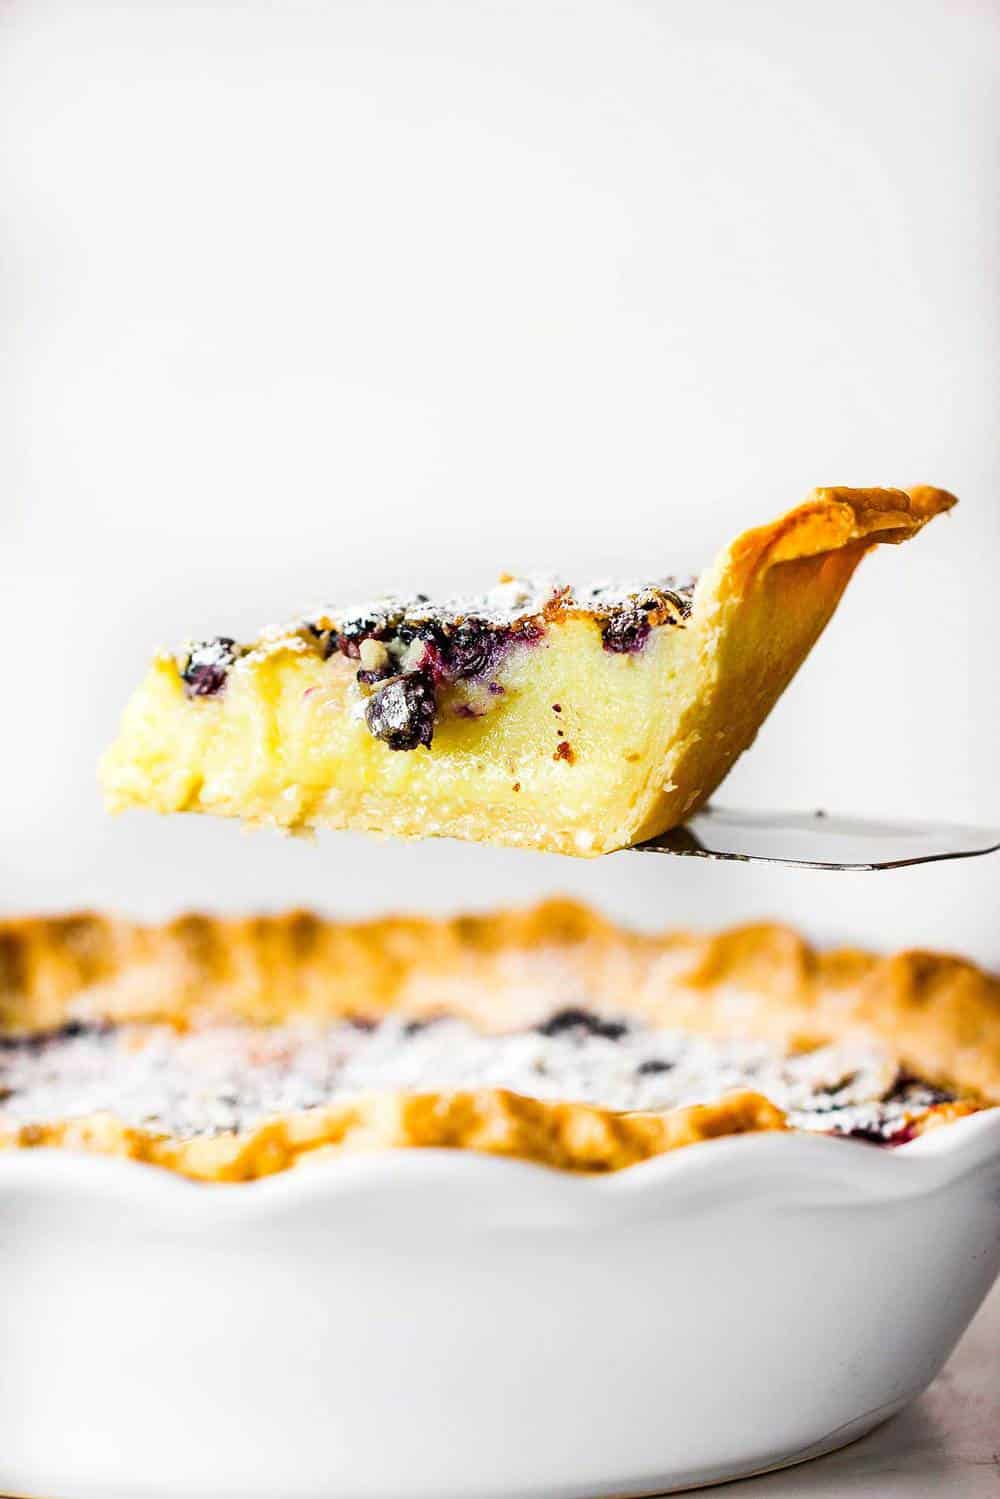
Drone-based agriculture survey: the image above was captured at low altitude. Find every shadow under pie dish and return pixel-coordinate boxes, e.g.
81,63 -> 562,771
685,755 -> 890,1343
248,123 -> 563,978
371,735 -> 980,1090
100,485 -> 955,856
1,906 -> 998,1499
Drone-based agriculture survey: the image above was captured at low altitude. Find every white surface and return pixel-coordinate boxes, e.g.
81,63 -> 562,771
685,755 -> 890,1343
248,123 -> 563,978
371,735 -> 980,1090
724,1279 -> 1000,1497
0,1114 -> 997,1499
0,0 -> 998,959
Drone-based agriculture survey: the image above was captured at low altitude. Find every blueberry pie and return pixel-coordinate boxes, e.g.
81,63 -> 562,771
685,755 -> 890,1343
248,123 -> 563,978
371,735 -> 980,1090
2,900 -> 992,1180
99,486 -> 955,855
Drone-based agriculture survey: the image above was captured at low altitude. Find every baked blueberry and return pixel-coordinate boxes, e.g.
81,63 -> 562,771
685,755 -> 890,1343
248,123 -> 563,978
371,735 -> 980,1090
536,1008 -> 628,1041
601,613 -> 652,654
365,672 -> 436,751
181,638 -> 240,698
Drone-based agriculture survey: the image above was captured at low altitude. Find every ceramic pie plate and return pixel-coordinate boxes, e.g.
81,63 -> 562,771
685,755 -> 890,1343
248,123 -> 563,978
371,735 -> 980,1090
2,900 -> 999,1499
0,1109 -> 996,1499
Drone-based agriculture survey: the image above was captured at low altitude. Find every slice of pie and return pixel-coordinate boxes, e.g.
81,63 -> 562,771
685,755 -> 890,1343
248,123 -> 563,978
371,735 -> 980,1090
2,901 -> 993,1180
100,485 -> 955,856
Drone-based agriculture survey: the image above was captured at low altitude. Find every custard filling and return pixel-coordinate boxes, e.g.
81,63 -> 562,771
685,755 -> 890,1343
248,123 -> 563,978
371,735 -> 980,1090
180,575 -> 695,751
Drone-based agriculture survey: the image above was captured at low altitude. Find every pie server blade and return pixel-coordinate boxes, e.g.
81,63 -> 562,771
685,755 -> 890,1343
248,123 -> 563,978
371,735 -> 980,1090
631,807 -> 1000,870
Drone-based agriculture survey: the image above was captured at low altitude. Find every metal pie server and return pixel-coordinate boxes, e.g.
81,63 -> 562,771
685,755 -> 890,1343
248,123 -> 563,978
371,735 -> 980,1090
631,806 -> 1000,870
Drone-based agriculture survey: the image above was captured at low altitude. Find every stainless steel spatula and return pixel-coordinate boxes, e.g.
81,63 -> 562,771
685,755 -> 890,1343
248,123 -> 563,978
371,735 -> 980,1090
631,807 -> 1000,870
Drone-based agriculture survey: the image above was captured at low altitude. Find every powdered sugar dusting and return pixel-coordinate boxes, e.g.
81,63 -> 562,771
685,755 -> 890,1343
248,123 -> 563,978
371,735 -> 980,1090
318,574 -> 696,637
0,1015 -> 950,1144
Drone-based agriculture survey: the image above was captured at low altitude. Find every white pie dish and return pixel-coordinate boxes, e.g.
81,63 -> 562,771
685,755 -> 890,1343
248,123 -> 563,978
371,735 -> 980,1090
3,1107 -> 999,1499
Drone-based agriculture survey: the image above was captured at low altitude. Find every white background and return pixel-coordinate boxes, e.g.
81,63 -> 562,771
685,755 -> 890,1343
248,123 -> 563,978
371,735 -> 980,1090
1,0 -> 997,960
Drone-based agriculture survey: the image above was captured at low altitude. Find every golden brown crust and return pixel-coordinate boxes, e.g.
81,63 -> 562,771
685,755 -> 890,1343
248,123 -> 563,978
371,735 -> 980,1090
1,900 -> 996,1095
717,486 -> 956,596
8,1089 -> 790,1182
630,485 -> 958,838
0,900 -> 994,1179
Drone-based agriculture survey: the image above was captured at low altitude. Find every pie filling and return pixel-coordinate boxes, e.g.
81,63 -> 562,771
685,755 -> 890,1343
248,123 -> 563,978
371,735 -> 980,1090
182,574 -> 695,751
100,491 -> 958,857
0,1010 -> 952,1146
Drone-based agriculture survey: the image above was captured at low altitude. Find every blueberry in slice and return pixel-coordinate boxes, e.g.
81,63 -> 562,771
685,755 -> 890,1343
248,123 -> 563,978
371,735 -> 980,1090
181,638 -> 239,698
365,672 -> 436,751
601,613 -> 652,654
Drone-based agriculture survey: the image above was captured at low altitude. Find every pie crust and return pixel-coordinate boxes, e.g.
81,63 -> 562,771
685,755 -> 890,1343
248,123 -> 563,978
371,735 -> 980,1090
1,900 -> 993,1180
99,486 -> 956,855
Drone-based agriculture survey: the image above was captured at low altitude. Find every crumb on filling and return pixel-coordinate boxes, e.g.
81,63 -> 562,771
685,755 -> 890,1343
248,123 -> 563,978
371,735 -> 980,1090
179,574 -> 696,751
0,1011 -> 953,1146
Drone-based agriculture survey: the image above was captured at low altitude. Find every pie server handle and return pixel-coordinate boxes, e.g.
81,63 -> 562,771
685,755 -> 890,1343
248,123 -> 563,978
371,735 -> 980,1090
630,807 -> 1000,870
